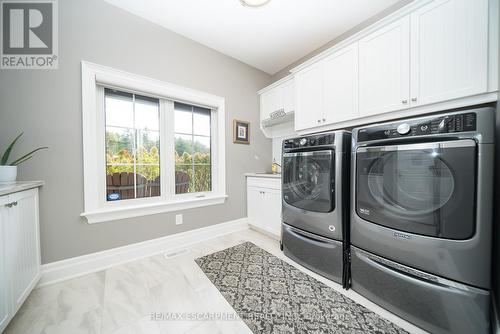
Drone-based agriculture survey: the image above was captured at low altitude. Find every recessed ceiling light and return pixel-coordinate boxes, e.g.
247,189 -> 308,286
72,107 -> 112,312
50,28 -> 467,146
240,0 -> 271,8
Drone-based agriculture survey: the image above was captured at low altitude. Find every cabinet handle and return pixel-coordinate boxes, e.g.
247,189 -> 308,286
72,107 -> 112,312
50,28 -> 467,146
12,201 -> 17,206
322,118 -> 326,122
402,99 -> 408,104
4,201 -> 17,208
411,97 -> 417,102
317,120 -> 321,123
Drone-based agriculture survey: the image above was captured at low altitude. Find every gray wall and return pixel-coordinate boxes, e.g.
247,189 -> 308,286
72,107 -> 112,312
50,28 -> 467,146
271,0 -> 413,81
0,0 -> 272,263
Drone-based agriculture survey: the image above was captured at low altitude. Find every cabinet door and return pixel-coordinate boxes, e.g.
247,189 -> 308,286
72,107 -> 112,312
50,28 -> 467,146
294,62 -> 324,130
323,43 -> 359,124
0,196 -> 11,333
247,187 -> 264,230
281,79 -> 295,113
7,189 -> 40,313
247,186 -> 281,238
260,90 -> 271,121
260,87 -> 281,120
260,188 -> 282,237
410,0 -> 488,106
359,15 -> 410,117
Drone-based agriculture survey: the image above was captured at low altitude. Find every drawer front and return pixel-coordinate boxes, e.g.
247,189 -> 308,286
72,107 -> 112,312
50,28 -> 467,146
247,177 -> 281,190
351,246 -> 490,334
282,224 -> 342,284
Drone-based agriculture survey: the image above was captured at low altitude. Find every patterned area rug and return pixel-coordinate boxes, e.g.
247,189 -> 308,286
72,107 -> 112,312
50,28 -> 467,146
195,242 -> 407,334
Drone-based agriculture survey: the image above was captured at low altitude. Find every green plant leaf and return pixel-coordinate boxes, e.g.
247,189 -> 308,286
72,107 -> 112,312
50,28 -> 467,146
11,155 -> 33,166
9,147 -> 48,166
1,133 -> 23,165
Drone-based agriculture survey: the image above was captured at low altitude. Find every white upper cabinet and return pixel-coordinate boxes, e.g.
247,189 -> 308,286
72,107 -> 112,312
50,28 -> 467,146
260,78 -> 295,121
294,62 -> 324,130
260,87 -> 281,121
281,79 -> 295,114
323,43 -> 359,123
259,77 -> 296,138
282,0 -> 496,132
409,0 -> 489,106
359,15 -> 410,117
295,43 -> 359,130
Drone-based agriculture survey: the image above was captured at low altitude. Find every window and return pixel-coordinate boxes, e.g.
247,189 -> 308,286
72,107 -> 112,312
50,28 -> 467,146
174,102 -> 211,194
105,89 -> 161,201
81,62 -> 226,223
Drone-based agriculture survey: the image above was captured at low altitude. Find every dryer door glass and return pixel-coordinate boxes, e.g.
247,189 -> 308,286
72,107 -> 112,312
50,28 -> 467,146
283,150 -> 334,213
356,140 -> 476,239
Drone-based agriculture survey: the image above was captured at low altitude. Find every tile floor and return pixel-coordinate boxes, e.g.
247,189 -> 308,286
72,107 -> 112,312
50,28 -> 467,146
4,228 -> 427,334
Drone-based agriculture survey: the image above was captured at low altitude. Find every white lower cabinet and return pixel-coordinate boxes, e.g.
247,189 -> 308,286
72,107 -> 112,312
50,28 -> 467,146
0,188 -> 41,333
246,177 -> 281,239
0,199 -> 10,332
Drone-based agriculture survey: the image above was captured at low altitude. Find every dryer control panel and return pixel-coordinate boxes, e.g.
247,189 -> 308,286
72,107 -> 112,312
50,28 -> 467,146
283,133 -> 336,150
357,112 -> 477,142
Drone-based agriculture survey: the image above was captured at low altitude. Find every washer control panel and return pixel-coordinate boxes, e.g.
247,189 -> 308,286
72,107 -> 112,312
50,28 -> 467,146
283,132 -> 336,149
357,112 -> 476,142
396,123 -> 411,135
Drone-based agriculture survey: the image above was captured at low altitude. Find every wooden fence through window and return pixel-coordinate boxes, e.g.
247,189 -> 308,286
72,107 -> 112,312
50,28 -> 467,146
106,171 -> 190,200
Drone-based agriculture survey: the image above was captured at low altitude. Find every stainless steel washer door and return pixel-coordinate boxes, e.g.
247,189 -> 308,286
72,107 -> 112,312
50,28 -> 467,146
367,152 -> 455,216
282,150 -> 334,213
356,140 -> 476,239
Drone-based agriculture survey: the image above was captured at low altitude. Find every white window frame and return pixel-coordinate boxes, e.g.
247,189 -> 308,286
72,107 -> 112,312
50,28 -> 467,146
80,61 -> 226,224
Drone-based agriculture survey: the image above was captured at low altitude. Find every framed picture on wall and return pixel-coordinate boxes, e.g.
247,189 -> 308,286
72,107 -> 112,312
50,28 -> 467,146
233,119 -> 250,144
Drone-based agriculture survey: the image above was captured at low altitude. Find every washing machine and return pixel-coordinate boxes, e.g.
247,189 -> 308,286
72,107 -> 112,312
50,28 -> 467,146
281,130 -> 351,287
350,107 -> 494,334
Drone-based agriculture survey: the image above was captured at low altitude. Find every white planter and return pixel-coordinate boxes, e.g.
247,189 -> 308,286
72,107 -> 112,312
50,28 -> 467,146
0,166 -> 18,182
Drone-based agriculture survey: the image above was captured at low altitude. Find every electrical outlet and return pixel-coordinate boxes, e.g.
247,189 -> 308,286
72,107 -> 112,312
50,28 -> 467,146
175,214 -> 183,225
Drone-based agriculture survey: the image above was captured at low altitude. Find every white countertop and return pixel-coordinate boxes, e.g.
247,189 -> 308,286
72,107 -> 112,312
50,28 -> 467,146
244,173 -> 281,179
0,181 -> 44,197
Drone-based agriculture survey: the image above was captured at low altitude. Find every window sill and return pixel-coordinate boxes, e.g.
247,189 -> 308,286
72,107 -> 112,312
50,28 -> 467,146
81,194 -> 228,224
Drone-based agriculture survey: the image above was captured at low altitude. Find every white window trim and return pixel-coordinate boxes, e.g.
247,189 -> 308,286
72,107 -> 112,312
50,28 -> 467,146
80,61 -> 226,224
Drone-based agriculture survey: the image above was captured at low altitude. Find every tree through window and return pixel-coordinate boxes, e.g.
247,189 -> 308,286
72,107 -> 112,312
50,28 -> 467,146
104,89 -> 160,201
174,102 -> 211,194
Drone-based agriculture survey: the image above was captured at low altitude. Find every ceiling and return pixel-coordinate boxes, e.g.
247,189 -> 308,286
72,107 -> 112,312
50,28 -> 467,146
104,0 -> 402,75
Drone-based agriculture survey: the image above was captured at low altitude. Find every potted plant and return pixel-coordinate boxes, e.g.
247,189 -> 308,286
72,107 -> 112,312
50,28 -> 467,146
0,133 -> 48,183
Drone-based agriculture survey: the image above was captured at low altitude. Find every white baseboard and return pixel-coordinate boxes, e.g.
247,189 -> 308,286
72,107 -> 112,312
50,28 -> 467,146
248,224 -> 280,241
39,218 -> 249,287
